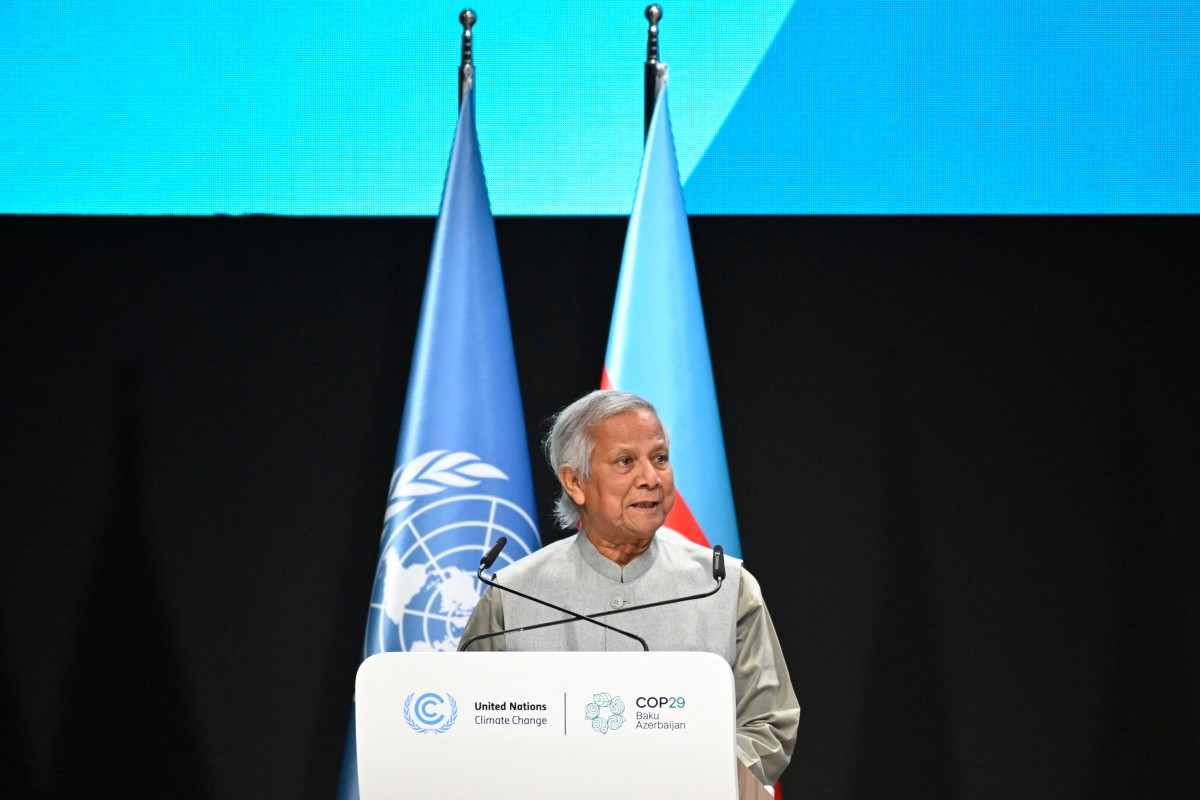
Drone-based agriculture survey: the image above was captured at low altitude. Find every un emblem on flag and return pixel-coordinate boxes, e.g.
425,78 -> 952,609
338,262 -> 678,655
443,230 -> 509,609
366,451 -> 537,653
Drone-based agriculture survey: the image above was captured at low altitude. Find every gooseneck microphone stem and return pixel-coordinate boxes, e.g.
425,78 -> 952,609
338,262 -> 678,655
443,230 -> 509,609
460,544 -> 727,651
471,566 -> 650,651
465,537 -> 649,651
463,577 -> 722,650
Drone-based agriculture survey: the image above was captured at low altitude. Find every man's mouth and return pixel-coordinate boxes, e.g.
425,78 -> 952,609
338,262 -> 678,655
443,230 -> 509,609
630,501 -> 659,510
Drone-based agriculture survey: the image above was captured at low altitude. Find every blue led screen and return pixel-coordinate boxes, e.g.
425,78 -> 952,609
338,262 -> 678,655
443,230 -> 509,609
2,1 -> 1197,214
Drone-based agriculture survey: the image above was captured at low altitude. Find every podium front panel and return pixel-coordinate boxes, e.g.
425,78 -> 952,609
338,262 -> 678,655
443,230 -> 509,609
356,651 -> 738,799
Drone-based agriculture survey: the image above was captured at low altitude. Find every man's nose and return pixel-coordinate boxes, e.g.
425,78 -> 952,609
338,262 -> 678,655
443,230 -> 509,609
634,458 -> 660,487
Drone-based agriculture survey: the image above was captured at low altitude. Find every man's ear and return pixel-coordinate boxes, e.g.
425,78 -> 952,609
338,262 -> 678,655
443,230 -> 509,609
558,466 -> 586,505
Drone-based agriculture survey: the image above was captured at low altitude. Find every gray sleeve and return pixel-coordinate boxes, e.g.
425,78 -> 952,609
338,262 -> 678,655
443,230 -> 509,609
457,586 -> 506,652
733,567 -> 801,786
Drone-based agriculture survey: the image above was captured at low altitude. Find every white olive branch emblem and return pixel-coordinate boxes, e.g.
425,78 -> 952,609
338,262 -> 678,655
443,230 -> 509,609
385,451 -> 509,520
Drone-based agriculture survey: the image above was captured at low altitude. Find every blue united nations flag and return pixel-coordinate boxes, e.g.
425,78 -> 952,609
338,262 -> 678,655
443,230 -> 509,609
336,84 -> 541,799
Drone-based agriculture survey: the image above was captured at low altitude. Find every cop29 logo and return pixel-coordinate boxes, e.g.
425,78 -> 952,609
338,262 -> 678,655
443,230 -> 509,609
404,692 -> 458,734
583,692 -> 626,734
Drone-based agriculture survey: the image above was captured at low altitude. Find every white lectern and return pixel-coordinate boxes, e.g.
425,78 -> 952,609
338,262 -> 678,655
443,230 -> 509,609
356,651 -> 750,799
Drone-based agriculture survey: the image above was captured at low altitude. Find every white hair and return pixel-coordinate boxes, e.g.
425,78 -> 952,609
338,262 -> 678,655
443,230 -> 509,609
542,390 -> 663,529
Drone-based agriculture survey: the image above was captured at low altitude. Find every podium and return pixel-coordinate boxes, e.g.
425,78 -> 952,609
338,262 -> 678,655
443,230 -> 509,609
356,651 -> 771,799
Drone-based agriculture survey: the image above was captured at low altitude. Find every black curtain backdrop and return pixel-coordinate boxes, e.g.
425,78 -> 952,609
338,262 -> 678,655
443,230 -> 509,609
2,215 -> 1197,799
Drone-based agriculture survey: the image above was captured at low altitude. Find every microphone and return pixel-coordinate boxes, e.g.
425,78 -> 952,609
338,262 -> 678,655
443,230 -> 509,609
480,537 -> 506,571
461,537 -> 649,651
460,543 -> 726,651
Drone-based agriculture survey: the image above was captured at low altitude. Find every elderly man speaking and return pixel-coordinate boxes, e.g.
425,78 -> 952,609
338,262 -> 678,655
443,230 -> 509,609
460,389 -> 799,788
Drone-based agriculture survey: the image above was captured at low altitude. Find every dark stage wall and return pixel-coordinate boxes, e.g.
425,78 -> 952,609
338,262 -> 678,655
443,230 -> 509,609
2,215 -> 1198,799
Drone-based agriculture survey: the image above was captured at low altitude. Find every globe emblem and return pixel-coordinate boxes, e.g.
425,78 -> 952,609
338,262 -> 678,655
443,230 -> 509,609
366,451 -> 538,653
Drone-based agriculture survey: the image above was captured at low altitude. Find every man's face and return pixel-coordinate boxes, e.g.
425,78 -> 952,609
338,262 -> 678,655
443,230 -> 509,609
562,409 -> 675,544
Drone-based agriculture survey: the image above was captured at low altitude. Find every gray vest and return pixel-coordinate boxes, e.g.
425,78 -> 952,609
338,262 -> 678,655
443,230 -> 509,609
494,533 -> 741,666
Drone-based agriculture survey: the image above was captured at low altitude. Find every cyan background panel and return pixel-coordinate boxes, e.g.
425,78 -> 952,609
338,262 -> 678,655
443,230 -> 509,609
2,1 -> 1196,214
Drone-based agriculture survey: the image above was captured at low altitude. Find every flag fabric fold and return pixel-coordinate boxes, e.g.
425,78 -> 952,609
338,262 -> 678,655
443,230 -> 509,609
336,86 -> 541,799
602,84 -> 742,559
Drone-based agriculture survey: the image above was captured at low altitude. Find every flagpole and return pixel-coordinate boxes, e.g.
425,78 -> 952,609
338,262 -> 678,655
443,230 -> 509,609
459,9 -> 475,109
644,4 -> 666,140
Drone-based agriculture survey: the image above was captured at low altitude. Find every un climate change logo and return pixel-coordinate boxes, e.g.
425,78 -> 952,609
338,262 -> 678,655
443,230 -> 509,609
367,451 -> 538,652
404,692 -> 458,734
584,692 -> 627,734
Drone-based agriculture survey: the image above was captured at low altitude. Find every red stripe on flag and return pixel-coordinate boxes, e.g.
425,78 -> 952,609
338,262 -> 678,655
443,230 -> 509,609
663,492 -> 710,548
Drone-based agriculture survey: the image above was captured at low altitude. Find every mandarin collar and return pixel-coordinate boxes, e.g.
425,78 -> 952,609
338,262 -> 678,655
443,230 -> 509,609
574,530 -> 659,584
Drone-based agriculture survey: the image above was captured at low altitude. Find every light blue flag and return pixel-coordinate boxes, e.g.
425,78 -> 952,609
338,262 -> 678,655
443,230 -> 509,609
603,84 -> 742,559
336,86 -> 541,799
